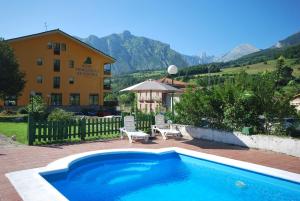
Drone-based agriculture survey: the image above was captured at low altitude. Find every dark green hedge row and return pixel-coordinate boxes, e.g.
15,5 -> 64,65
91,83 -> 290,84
0,115 -> 28,122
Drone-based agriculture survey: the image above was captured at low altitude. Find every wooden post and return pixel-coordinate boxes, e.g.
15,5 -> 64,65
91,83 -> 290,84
27,114 -> 34,145
80,118 -> 86,141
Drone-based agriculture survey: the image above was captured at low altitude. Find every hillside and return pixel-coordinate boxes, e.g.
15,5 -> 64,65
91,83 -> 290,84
79,31 -> 188,74
197,59 -> 300,77
273,31 -> 300,48
227,44 -> 300,67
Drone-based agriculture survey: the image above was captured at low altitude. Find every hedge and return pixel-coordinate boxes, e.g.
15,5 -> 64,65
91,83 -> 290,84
0,115 -> 28,122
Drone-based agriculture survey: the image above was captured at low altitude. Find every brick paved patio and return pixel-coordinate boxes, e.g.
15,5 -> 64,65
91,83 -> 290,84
1,137 -> 300,201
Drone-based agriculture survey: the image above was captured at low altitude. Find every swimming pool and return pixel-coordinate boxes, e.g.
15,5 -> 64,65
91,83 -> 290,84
6,148 -> 300,201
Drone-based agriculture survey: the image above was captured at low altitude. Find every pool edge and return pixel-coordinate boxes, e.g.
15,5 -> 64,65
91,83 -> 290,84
6,147 -> 300,201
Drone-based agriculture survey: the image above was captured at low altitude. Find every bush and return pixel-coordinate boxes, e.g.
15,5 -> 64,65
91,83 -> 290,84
47,108 -> 74,121
0,115 -> 28,122
175,71 -> 297,134
17,107 -> 28,114
0,109 -> 17,115
287,126 -> 300,138
26,96 -> 46,113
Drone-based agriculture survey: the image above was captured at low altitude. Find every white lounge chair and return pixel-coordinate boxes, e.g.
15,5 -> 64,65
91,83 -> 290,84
120,116 -> 149,143
151,114 -> 181,140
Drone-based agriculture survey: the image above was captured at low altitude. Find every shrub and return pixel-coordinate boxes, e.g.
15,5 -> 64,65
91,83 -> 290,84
26,96 -> 46,113
175,71 -> 297,134
287,124 -> 300,138
0,109 -> 16,115
17,107 -> 28,114
0,115 -> 28,122
47,108 -> 74,121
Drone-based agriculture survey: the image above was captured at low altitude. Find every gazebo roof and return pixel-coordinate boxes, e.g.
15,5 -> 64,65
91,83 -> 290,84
120,79 -> 181,92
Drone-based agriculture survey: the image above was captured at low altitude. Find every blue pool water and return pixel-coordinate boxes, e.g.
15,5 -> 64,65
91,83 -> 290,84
42,152 -> 300,201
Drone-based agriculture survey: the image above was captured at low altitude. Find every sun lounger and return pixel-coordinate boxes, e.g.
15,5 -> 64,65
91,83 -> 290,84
120,116 -> 149,143
151,114 -> 181,140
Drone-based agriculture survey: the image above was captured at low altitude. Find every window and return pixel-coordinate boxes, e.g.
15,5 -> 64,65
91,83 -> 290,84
69,60 -> 74,68
50,93 -> 62,106
89,94 -> 99,105
53,76 -> 60,89
69,77 -> 74,84
53,43 -> 60,55
61,43 -> 66,51
47,42 -> 52,49
36,58 -> 43,66
36,76 -> 43,84
53,59 -> 60,72
69,93 -> 80,105
84,57 -> 92,64
4,96 -> 17,106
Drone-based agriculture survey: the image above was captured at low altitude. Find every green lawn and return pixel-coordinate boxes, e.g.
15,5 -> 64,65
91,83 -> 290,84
0,122 -> 27,144
196,59 -> 300,77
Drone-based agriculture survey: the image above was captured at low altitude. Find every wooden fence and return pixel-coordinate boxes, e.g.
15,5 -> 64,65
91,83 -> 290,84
28,114 -> 154,145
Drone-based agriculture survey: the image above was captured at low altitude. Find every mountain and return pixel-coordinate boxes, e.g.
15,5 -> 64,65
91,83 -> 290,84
79,31 -> 188,74
182,52 -> 216,66
216,44 -> 260,62
230,31 -> 300,65
273,31 -> 300,48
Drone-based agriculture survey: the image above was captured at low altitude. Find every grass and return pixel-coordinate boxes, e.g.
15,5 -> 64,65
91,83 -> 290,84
0,121 -> 124,145
196,59 -> 300,77
0,122 -> 27,144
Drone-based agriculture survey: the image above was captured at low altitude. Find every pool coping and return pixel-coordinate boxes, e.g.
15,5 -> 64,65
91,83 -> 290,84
6,147 -> 300,201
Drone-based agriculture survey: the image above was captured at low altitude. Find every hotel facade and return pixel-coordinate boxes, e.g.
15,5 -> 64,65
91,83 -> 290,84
1,29 -> 115,109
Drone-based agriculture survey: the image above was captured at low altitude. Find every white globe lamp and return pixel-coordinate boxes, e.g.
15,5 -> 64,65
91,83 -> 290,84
167,65 -> 178,75
167,65 -> 178,116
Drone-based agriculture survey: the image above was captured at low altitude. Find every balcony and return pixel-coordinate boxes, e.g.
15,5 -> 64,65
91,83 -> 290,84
104,77 -> 111,91
138,98 -> 161,103
104,69 -> 111,76
104,84 -> 111,91
104,64 -> 112,77
145,99 -> 154,103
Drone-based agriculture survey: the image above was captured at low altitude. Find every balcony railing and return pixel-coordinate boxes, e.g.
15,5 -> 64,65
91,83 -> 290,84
104,69 -> 111,75
104,84 -> 111,90
138,98 -> 161,103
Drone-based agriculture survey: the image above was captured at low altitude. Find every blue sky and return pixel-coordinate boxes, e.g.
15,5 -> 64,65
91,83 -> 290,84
0,0 -> 300,56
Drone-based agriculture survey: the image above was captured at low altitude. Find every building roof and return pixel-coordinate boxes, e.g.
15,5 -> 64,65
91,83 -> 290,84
5,29 -> 116,63
120,79 -> 181,92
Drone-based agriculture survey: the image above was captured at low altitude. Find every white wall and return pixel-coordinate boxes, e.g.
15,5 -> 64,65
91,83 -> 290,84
175,125 -> 300,157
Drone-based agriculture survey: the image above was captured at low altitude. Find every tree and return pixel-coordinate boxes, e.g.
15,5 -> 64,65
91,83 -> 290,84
175,71 -> 297,134
0,39 -> 25,101
118,93 -> 135,106
104,93 -> 118,101
274,56 -> 294,86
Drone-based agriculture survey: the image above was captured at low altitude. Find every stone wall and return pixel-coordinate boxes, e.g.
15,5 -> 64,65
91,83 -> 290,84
175,125 -> 300,157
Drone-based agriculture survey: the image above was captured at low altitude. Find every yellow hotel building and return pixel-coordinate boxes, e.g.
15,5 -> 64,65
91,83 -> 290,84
1,29 -> 115,109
